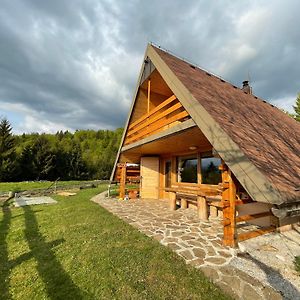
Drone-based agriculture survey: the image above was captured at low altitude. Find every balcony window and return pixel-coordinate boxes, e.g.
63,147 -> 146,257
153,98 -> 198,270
201,155 -> 222,185
177,156 -> 198,183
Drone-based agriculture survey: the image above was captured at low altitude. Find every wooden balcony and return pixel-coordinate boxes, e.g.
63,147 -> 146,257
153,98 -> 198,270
124,95 -> 190,145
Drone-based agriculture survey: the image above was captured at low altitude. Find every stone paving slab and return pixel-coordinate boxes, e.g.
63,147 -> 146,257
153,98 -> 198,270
91,193 -> 298,300
14,196 -> 57,207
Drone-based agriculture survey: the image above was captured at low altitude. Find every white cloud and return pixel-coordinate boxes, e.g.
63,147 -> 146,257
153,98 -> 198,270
0,0 -> 299,133
271,96 -> 296,113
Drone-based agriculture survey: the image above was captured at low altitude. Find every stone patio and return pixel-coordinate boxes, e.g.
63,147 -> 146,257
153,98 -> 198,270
92,193 -> 300,300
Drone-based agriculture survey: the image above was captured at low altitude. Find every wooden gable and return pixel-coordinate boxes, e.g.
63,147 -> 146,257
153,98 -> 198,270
123,67 -> 191,146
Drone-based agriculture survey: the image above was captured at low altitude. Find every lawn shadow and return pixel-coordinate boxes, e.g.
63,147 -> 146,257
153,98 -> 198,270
240,252 -> 300,299
0,206 -> 12,300
23,205 -> 84,300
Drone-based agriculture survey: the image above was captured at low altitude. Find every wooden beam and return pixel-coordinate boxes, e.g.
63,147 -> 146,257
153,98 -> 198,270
126,169 -> 140,173
224,211 -> 273,226
126,102 -> 183,138
238,226 -> 276,242
163,186 -> 219,197
223,169 -> 237,247
163,187 -> 205,197
128,94 -> 176,130
236,211 -> 272,223
125,110 -> 189,144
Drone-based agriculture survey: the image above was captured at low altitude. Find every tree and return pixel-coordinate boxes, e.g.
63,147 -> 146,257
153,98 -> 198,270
0,118 -> 17,181
18,144 -> 35,180
2,119 -> 123,181
30,136 -> 56,180
68,144 -> 87,179
293,93 -> 300,122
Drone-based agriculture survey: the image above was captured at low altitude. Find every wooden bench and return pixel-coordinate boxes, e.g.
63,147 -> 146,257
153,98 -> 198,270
162,186 -> 222,220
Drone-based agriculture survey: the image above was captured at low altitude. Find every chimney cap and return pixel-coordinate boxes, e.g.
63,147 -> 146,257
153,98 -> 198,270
242,80 -> 252,94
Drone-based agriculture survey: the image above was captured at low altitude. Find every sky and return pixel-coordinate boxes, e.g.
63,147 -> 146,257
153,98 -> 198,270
0,0 -> 299,134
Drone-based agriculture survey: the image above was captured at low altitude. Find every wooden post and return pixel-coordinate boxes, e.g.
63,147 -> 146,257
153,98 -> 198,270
169,192 -> 177,210
197,196 -> 208,220
119,163 -> 126,199
223,169 -> 237,247
181,198 -> 188,209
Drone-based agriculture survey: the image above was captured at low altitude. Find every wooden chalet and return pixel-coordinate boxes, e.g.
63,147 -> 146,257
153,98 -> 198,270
110,43 -> 300,247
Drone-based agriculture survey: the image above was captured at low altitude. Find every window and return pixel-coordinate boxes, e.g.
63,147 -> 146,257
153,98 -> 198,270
201,155 -> 222,185
177,156 -> 198,183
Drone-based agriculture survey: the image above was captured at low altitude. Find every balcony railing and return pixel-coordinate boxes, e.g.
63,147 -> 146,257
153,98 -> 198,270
124,95 -> 190,145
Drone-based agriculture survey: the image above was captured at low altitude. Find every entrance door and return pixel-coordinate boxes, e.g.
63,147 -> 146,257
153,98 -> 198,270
140,157 -> 159,199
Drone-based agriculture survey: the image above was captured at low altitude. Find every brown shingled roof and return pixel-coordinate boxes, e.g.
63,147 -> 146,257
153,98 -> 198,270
153,46 -> 300,203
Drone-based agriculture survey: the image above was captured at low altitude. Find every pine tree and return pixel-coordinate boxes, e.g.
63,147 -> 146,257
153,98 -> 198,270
31,136 -> 55,180
0,118 -> 17,181
293,93 -> 300,122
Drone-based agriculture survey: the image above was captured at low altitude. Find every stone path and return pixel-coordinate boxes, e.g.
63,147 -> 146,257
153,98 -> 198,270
92,193 -> 299,300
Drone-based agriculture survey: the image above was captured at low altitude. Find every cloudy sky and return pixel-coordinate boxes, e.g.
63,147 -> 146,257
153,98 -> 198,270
0,0 -> 299,134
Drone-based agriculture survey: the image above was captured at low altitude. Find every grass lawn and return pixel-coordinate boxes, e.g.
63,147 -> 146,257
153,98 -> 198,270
0,185 -> 230,300
0,180 -> 100,193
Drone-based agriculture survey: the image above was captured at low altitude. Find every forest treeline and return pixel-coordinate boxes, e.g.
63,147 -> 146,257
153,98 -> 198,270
0,118 -> 123,182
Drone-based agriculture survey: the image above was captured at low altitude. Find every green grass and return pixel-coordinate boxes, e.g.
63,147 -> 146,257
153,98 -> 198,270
0,180 -> 100,193
0,186 -> 230,300
295,256 -> 300,274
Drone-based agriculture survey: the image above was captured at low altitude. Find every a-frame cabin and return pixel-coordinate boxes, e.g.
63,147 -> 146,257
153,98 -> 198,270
111,43 -> 300,247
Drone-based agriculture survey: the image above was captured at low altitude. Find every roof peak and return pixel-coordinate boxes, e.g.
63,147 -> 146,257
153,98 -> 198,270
149,42 -> 227,82
149,42 -> 281,112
